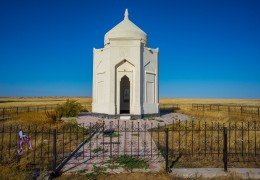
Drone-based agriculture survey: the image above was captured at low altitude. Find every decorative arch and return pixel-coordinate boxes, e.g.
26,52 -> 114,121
115,59 -> 135,115
120,75 -> 130,114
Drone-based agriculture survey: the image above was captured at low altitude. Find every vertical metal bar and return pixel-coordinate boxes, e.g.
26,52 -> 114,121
69,126 -> 71,152
157,123 -> 159,157
204,122 -> 206,157
144,122 -> 146,158
9,125 -> 12,158
34,126 -> 37,163
151,123 -> 153,158
223,127 -> 228,172
53,129 -> 57,172
1,123 -> 4,160
228,122 -> 231,157
109,122 -> 112,158
198,121 -> 201,157
211,122 -> 213,158
255,121 -> 256,157
76,124 -> 78,147
124,121 -> 126,156
96,124 -> 98,157
41,127 -> 43,160
185,120 -> 187,154
165,128 -> 169,173
258,107 -> 259,117
16,125 -> 18,157
218,122 -> 220,159
242,122 -> 244,157
62,126 -> 65,159
90,122 -> 92,158
48,129 -> 50,161
192,121 -> 194,156
118,120 -> 120,156
172,121 -> 174,157
138,122 -> 140,158
131,121 -> 133,157
178,120 -> 180,156
103,121 -> 105,159
247,122 -> 249,161
82,123 -> 84,159
3,108 -> 5,119
235,122 -> 237,155
17,107 -> 18,116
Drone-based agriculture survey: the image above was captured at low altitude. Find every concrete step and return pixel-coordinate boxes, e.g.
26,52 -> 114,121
120,115 -> 131,120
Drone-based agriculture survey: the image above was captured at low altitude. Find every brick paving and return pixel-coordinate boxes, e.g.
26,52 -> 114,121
61,113 -> 189,174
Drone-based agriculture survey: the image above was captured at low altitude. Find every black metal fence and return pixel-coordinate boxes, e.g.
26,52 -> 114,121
192,104 -> 260,117
1,120 -> 260,174
160,104 -> 180,112
0,105 -> 57,121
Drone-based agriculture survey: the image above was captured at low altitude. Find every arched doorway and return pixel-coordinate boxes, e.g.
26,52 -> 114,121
120,76 -> 130,114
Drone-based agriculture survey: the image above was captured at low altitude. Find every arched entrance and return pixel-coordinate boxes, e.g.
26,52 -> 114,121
120,76 -> 130,114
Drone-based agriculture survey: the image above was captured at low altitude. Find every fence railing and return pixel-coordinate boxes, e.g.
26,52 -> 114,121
192,104 -> 260,117
1,120 -> 259,175
0,105 -> 58,121
0,122 -> 93,171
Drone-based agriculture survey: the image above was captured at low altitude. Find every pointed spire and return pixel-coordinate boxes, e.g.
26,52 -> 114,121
124,8 -> 129,20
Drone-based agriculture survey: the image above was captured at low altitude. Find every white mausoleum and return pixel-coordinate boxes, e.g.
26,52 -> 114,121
92,9 -> 159,118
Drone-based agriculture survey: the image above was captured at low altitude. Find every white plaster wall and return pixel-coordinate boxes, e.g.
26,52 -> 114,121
142,47 -> 159,114
92,47 -> 110,114
92,39 -> 159,116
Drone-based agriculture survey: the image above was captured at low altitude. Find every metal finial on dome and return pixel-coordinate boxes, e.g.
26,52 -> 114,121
124,8 -> 129,20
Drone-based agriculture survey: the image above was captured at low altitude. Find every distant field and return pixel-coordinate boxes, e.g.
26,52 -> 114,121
0,97 -> 260,108
160,98 -> 260,106
0,97 -> 92,107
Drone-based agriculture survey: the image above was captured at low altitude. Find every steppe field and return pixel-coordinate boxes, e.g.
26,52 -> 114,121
0,96 -> 260,108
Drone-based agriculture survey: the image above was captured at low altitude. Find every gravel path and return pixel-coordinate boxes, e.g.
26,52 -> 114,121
73,112 -> 190,127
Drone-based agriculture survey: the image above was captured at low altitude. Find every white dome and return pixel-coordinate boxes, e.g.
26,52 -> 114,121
104,9 -> 147,45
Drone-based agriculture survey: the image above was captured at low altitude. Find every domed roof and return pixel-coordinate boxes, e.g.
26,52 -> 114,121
104,9 -> 147,45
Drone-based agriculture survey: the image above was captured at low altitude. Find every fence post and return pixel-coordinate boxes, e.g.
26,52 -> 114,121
223,127 -> 228,172
2,108 -> 4,119
53,129 -> 57,172
165,128 -> 169,172
258,107 -> 259,117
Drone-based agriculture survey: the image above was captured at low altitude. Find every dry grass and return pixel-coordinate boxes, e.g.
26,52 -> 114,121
1,97 -> 260,112
177,108 -> 260,122
0,110 -> 89,175
0,97 -> 92,111
160,98 -> 260,106
152,119 -> 260,168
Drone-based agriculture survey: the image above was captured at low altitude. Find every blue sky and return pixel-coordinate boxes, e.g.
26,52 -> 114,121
0,0 -> 259,98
